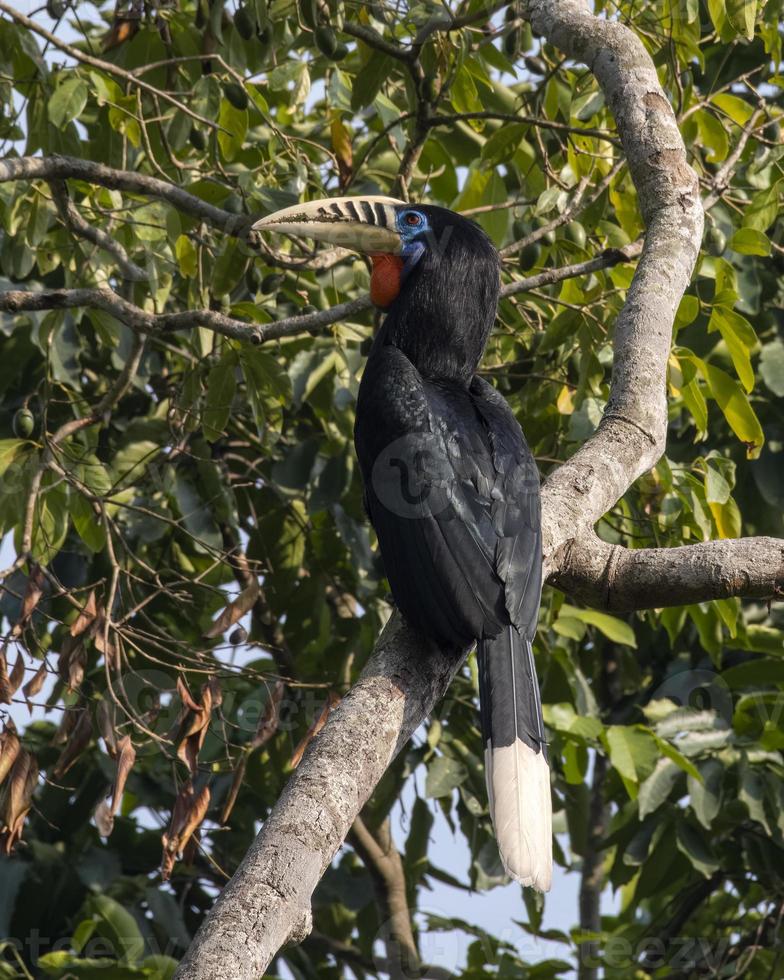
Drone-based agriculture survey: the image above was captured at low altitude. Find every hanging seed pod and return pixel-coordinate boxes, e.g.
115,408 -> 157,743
223,81 -> 249,110
234,5 -> 255,39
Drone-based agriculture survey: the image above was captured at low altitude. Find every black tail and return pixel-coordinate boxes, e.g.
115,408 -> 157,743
478,625 -> 552,891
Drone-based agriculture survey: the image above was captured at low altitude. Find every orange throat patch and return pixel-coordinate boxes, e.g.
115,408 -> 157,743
370,254 -> 403,309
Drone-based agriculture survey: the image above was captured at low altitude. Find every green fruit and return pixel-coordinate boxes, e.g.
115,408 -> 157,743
261,273 -> 284,294
301,304 -> 318,316
519,242 -> 541,270
13,408 -> 35,439
246,265 -> 263,291
512,218 -> 531,240
314,25 -> 338,58
257,22 -> 271,44
524,55 -> 547,75
189,127 -> 207,151
565,221 -> 586,248
705,224 -> 727,257
46,0 -> 67,17
229,626 -> 248,645
223,193 -> 244,214
223,81 -> 249,110
503,27 -> 520,58
234,5 -> 255,39
331,41 -> 349,61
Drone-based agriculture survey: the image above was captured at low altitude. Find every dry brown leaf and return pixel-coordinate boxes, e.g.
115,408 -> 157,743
70,590 -> 98,638
0,749 -> 38,855
109,735 -> 136,818
14,565 -> 46,635
161,780 -> 211,881
203,579 -> 259,639
101,16 -> 139,51
0,645 -> 25,705
94,798 -> 114,837
22,660 -> 48,707
289,691 -> 341,769
219,755 -> 247,826
57,635 -> 87,692
0,722 -> 21,787
96,699 -> 118,758
93,609 -> 119,668
174,677 -> 220,775
52,707 -> 92,778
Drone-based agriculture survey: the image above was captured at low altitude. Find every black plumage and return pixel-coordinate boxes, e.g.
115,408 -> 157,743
353,207 -> 551,890
254,197 -> 552,890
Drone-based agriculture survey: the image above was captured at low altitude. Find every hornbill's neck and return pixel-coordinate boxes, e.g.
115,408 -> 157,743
378,229 -> 501,387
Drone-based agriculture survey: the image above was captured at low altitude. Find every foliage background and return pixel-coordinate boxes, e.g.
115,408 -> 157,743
0,0 -> 783,977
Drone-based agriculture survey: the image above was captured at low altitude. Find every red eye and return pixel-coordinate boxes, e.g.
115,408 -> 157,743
404,212 -> 422,226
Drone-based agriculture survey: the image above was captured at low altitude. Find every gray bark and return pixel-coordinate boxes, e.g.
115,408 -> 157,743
174,615 -> 464,979
552,534 -> 784,611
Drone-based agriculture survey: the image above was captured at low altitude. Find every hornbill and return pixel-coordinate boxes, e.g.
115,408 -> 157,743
253,197 -> 551,891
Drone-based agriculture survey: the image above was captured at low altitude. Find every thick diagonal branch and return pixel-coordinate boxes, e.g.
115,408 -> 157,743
173,615 -> 463,980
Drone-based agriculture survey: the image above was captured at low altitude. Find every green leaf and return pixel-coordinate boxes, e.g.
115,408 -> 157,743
687,758 -> 723,828
604,726 -> 658,786
560,605 -> 636,647
712,92 -> 754,125
217,99 -> 248,162
676,821 -> 720,877
71,493 -> 106,552
481,124 -> 527,166
638,757 -> 681,819
696,109 -> 729,163
738,764 -> 771,832
450,64 -> 481,115
83,893 -> 145,964
425,754 -> 467,798
730,227 -> 770,256
759,340 -> 784,397
707,306 -> 757,392
175,234 -> 198,278
0,439 -> 28,478
653,736 -> 701,780
203,352 -> 237,442
742,180 -> 782,231
701,361 -> 765,458
722,657 -> 784,689
725,0 -> 757,39
48,76 -> 88,128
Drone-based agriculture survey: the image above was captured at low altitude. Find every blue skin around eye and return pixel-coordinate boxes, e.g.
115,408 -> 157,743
395,209 -> 428,282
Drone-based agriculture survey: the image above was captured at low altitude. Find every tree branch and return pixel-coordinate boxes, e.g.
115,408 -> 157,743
0,155 -> 246,236
0,286 -> 374,346
348,816 -> 421,979
173,614 -> 465,980
0,247 -> 642,346
48,179 -> 147,282
520,0 -> 704,571
551,533 -> 784,611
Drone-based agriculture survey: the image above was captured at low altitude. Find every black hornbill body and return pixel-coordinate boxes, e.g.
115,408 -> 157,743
253,197 -> 551,891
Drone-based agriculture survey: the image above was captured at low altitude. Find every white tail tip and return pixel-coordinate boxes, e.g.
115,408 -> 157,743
486,741 -> 553,892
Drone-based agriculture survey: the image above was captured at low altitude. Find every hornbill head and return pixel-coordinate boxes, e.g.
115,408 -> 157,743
253,196 -> 501,380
